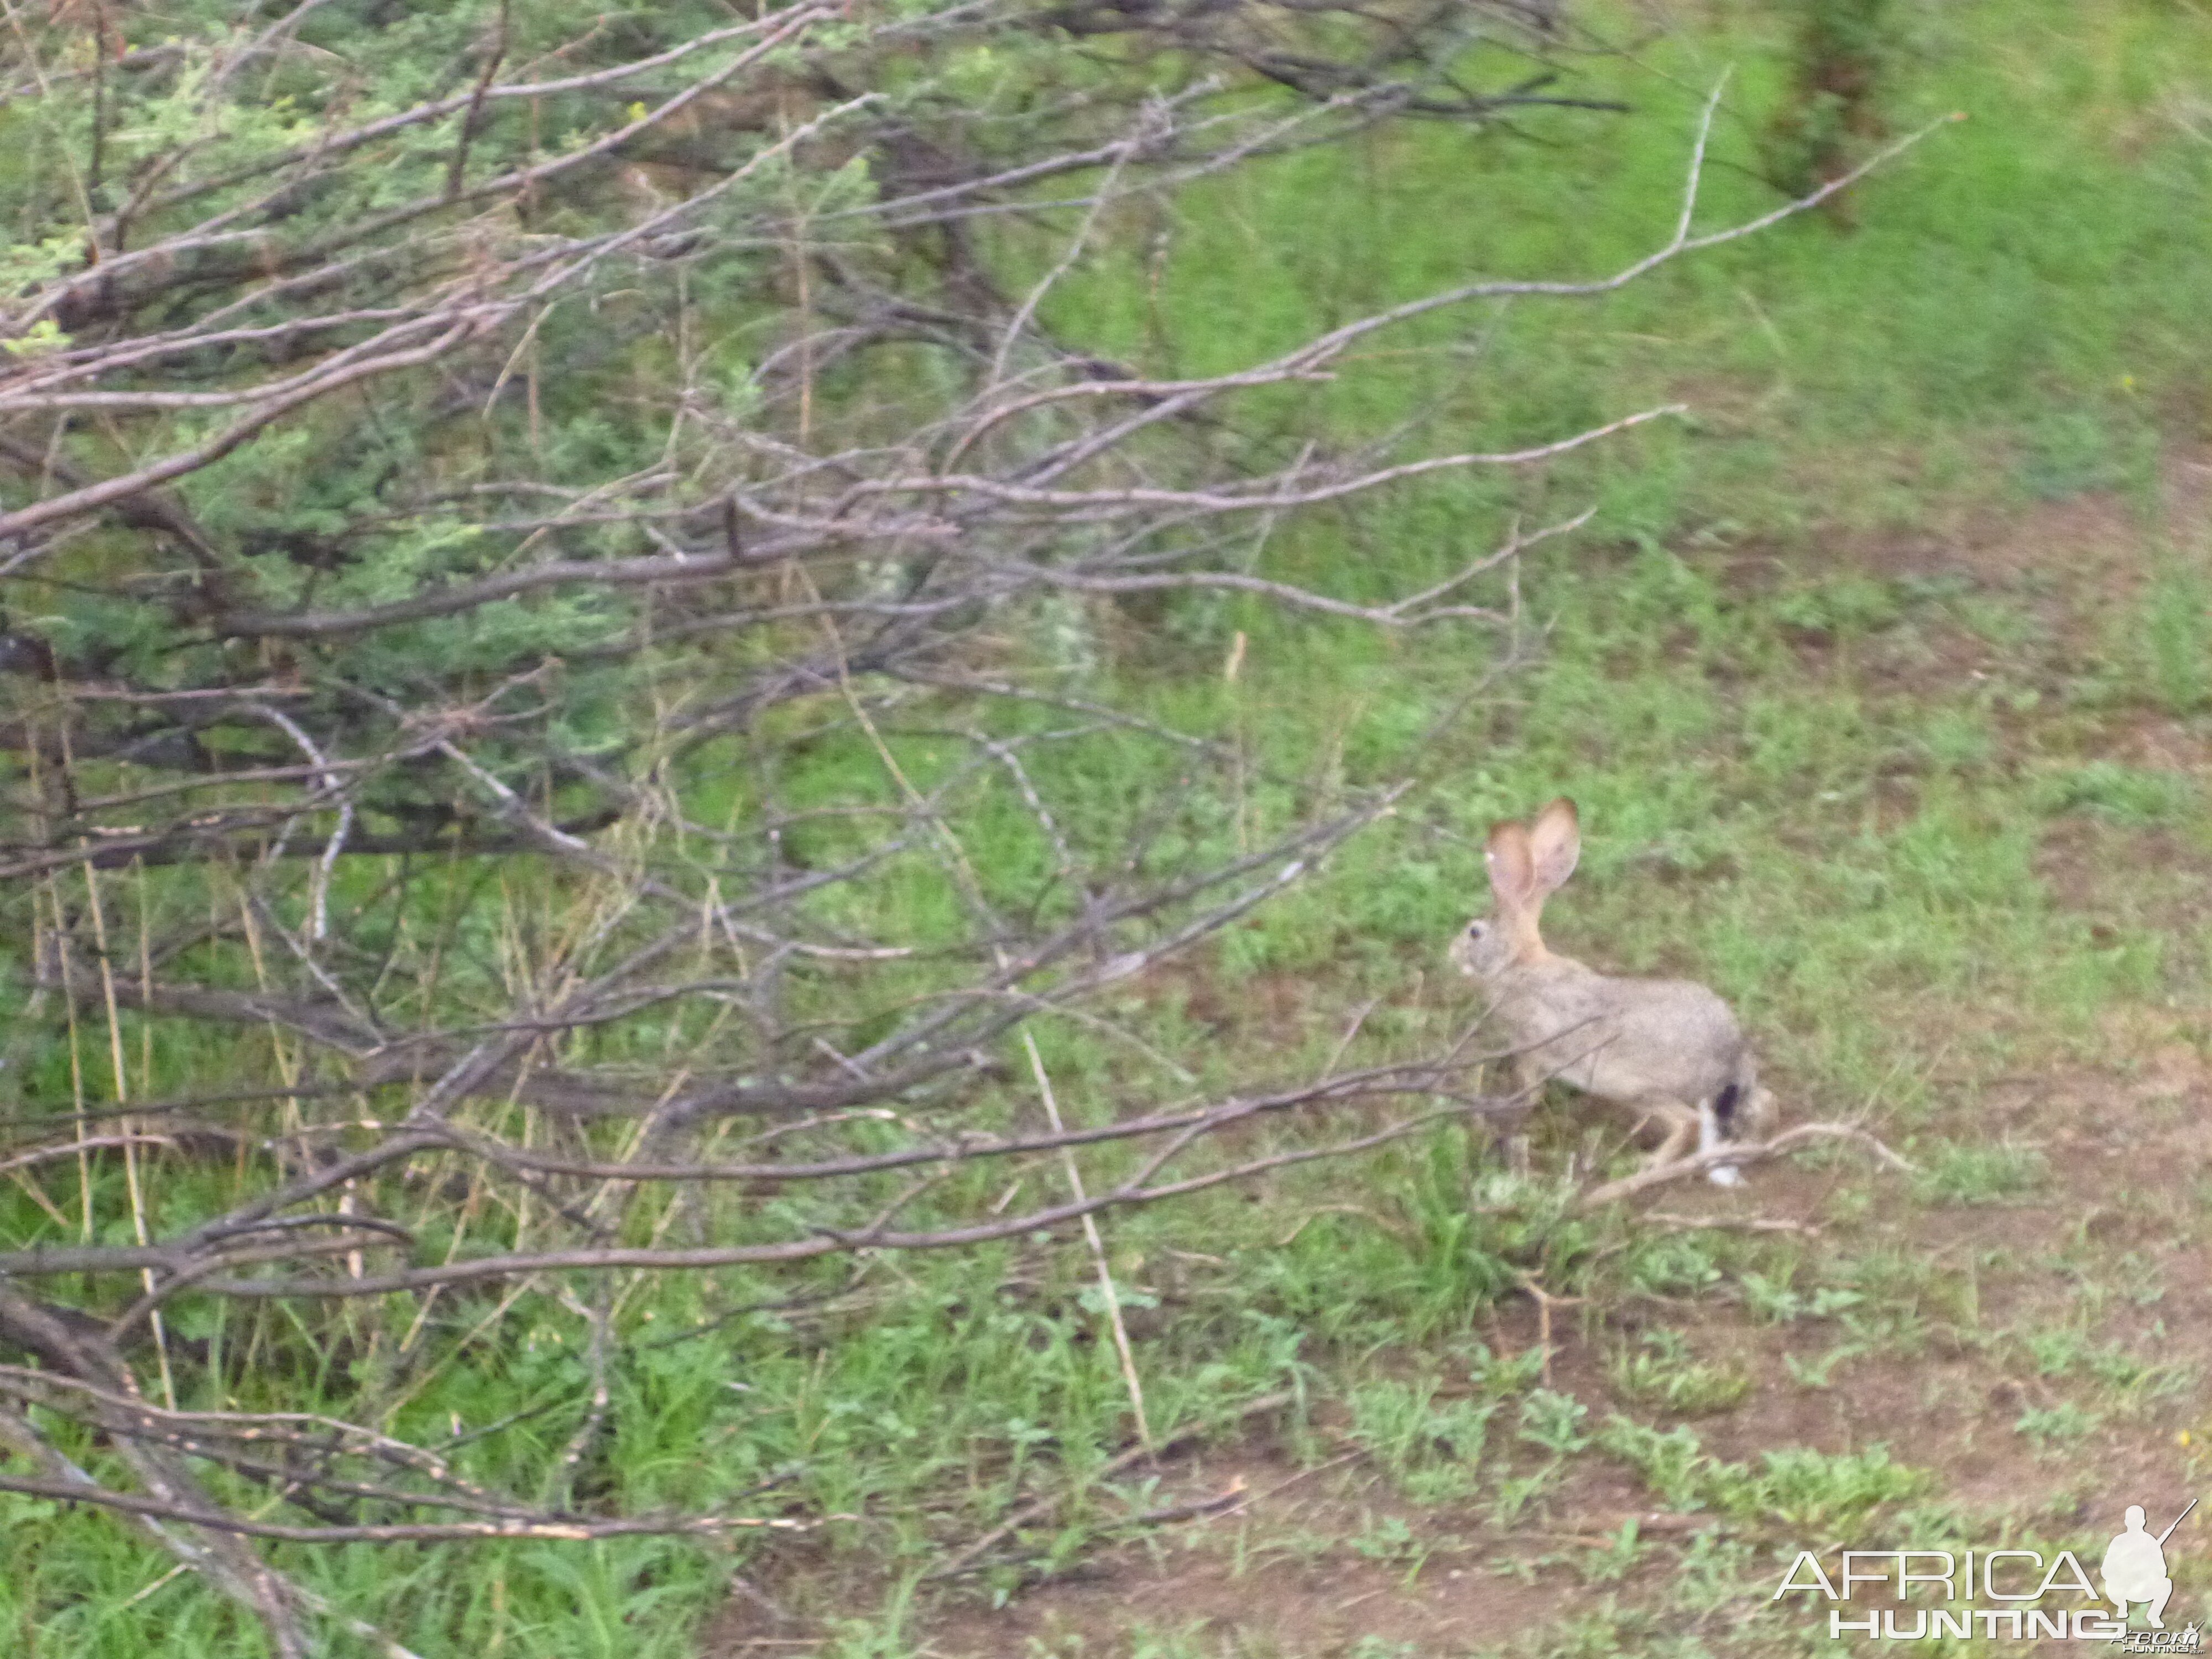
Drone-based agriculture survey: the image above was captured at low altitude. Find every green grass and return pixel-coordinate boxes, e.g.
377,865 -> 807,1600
1912,1140 -> 2051,1206
12,0 -> 2212,1653
1606,1331 -> 1752,1416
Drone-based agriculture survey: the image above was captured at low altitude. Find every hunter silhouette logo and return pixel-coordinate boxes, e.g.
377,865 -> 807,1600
2105,1502 -> 2193,1630
1772,1496 -> 2201,1644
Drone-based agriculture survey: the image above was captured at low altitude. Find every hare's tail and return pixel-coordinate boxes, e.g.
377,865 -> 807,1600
1709,1055 -> 1777,1146
1700,1057 -> 1768,1188
1712,1082 -> 1742,1133
1710,1076 -> 1749,1141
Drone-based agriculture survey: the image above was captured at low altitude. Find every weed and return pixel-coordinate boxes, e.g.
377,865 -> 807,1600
1126,1621 -> 1218,1659
1740,1267 -> 1810,1324
1742,1264 -> 1866,1327
1489,1465 -> 1564,1529
1915,705 -> 1999,773
1762,0 -> 1894,212
1619,1234 -> 1728,1300
2141,568 -> 2212,713
1596,1416 -> 1710,1512
1528,1595 -> 1661,1659
1783,1344 -> 1865,1390
1346,1376 -> 1495,1503
2015,1326 -> 2194,1411
1518,1390 -> 1593,1457
1349,1512 -> 1426,1567
1579,1519 -> 1645,1585
1468,1342 -> 1550,1400
1597,1415 -> 1931,1531
1812,1286 -> 1867,1318
1606,1331 -> 1752,1416
2015,1402 -> 2100,1445
2015,407 -> 2146,500
1772,574 -> 1905,638
1912,1141 -> 2051,1205
1727,1445 -> 1934,1530
2034,763 -> 2199,827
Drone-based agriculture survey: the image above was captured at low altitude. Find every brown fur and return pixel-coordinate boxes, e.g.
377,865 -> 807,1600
1449,799 -> 1776,1180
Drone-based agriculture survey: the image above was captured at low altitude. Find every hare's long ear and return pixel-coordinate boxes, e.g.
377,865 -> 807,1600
1485,821 -> 1545,957
1528,797 -> 1581,898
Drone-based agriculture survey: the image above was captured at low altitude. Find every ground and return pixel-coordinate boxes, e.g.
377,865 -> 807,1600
14,6 -> 2212,1654
699,463 -> 2212,1657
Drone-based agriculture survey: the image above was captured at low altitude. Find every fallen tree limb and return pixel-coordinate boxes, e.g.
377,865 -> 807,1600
1574,1122 -> 1916,1212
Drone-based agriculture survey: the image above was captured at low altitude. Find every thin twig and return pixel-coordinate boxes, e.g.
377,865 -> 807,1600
1573,1122 -> 1916,1211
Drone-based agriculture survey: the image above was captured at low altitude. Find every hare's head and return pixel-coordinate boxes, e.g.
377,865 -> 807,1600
1448,797 -> 1580,982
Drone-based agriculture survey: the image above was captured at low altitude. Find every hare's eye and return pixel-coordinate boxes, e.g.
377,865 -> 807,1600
1465,921 -> 1483,938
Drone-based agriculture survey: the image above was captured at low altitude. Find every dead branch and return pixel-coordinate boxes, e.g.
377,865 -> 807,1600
1573,1122 -> 1918,1211
0,1474 -> 820,1542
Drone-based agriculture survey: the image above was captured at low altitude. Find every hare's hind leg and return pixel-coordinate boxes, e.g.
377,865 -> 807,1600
1639,1101 -> 1699,1170
1698,1093 -> 1748,1188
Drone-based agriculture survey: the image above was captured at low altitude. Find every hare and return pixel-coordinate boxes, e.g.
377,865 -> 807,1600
1448,798 -> 1775,1186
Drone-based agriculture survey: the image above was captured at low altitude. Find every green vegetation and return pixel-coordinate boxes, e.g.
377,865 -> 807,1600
5,0 -> 2212,1653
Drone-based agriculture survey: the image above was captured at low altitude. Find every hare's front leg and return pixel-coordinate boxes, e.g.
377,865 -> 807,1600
1506,1053 -> 1552,1103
